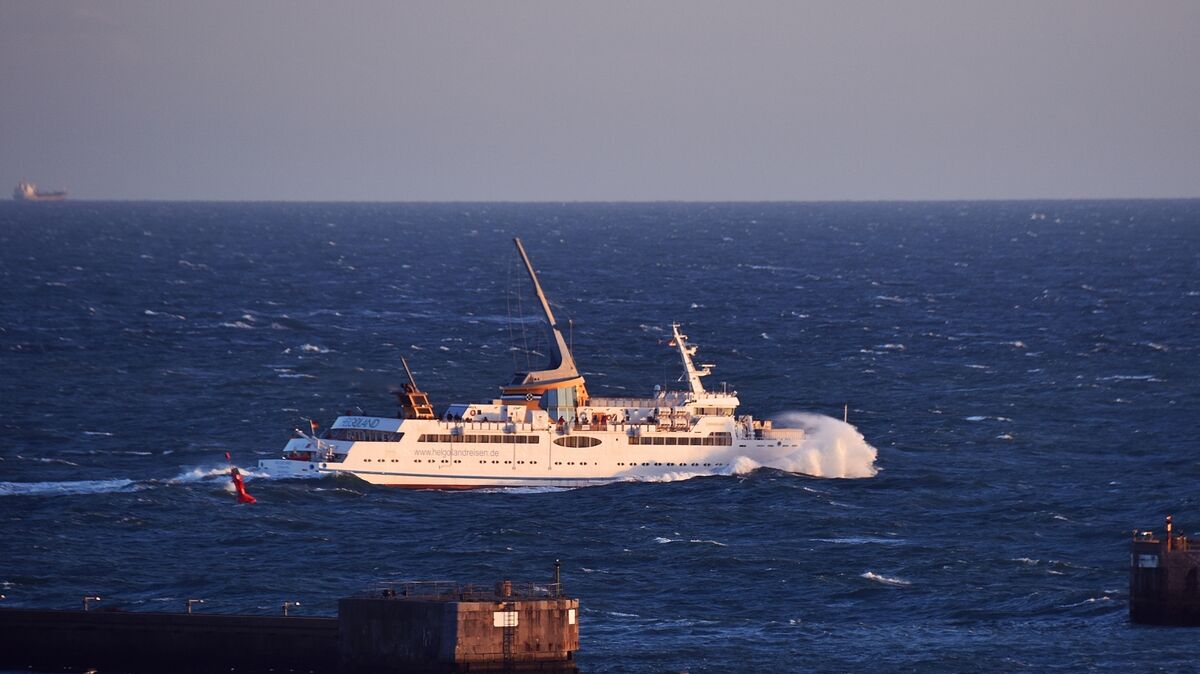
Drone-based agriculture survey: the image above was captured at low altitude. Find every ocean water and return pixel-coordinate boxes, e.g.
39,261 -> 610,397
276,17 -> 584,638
1,200 -> 1198,672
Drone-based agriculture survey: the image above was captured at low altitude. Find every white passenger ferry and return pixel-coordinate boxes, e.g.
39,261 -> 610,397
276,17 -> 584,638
259,239 -> 805,488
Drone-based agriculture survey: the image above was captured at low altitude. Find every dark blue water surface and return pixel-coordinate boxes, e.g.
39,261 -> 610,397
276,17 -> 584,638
1,201 -> 1198,672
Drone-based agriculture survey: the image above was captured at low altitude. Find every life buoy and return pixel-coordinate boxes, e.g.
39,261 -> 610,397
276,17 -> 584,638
469,409 -> 477,417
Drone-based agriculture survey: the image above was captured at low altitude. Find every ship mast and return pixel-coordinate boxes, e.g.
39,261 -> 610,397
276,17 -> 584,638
501,239 -> 588,406
513,238 -> 577,375
670,323 -> 712,396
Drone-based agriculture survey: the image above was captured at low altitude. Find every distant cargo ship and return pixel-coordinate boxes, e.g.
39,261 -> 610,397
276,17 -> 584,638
12,180 -> 67,201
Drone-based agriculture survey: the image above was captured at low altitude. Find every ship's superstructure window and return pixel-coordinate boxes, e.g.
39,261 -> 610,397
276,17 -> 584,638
694,407 -> 735,416
553,436 -> 602,448
627,432 -> 732,446
418,434 -> 540,444
327,429 -> 404,442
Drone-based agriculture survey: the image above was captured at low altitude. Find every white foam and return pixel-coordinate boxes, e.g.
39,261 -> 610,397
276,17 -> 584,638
732,412 -> 878,479
1062,596 -> 1112,608
167,466 -> 232,483
631,469 -> 718,484
814,537 -> 905,545
15,455 -> 80,466
0,478 -> 135,497
473,486 -> 572,494
300,343 -> 331,354
1098,374 -> 1161,382
861,571 -> 911,586
143,309 -> 187,320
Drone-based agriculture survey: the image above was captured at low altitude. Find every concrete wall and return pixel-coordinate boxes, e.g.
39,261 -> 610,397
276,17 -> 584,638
0,607 -> 339,673
1,596 -> 581,673
338,597 -> 458,671
338,596 -> 579,671
454,598 -> 579,665
1130,542 -> 1200,625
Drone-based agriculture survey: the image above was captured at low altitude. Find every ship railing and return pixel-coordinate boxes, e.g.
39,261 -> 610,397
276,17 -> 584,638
588,394 -> 691,409
1132,530 -> 1191,551
363,580 -> 564,601
563,419 -> 696,434
436,419 -> 529,433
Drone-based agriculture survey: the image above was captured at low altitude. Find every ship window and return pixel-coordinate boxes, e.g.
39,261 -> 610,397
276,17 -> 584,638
554,436 -> 602,448
652,437 -> 665,446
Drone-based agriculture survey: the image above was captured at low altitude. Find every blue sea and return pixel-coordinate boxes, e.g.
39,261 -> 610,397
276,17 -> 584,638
1,201 -> 1197,672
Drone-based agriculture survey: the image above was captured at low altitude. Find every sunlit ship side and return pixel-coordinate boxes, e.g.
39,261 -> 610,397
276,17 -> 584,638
259,239 -> 804,488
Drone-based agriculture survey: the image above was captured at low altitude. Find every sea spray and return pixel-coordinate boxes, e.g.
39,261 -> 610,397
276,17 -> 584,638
731,412 -> 878,479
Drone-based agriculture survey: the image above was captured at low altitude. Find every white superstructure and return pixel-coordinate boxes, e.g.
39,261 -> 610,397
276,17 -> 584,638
259,239 -> 804,488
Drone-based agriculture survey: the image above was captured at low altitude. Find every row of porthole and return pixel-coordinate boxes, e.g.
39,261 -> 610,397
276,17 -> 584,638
476,460 -> 538,465
617,462 -> 725,467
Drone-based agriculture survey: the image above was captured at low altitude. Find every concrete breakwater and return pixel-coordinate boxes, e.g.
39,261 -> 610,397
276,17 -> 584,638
0,578 -> 578,673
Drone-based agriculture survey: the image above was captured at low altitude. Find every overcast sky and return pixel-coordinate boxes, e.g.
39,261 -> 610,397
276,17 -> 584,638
1,1 -> 1197,201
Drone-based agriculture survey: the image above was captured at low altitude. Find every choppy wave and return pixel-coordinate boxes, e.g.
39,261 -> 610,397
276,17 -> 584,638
653,537 -> 727,546
814,537 -> 906,545
0,479 -> 136,497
